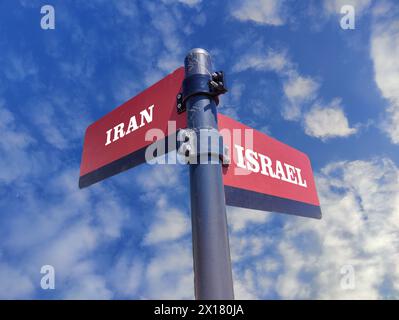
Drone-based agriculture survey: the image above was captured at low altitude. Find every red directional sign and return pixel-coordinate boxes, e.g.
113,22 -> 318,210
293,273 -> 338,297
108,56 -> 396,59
79,65 -> 321,219
79,67 -> 186,188
218,114 -> 321,219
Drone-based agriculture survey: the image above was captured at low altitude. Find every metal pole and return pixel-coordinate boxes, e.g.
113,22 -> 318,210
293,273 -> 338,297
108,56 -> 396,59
183,48 -> 234,300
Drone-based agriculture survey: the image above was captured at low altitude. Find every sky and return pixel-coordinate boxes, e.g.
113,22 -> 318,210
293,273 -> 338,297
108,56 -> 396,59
0,0 -> 398,299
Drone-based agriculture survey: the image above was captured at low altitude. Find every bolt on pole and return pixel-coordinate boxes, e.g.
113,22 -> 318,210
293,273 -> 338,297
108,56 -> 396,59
183,48 -> 235,300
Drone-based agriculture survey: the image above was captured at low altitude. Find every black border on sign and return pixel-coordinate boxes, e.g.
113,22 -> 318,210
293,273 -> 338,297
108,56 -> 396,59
224,186 -> 322,219
79,136 -> 173,189
79,146 -> 147,189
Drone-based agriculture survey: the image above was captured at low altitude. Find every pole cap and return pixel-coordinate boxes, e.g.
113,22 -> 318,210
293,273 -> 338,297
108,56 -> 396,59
185,48 -> 213,76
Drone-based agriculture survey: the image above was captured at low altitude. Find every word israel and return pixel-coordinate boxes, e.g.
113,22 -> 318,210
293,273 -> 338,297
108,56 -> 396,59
234,144 -> 308,188
105,104 -> 155,146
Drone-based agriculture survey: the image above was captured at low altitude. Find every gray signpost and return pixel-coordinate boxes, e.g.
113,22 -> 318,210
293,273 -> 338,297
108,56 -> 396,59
183,48 -> 234,299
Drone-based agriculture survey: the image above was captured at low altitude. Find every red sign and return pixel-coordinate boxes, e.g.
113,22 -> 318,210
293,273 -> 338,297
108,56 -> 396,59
79,67 -> 186,188
218,114 -> 321,219
79,66 -> 321,219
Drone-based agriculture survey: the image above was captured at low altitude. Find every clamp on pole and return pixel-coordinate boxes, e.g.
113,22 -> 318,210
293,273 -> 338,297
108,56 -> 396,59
177,71 -> 228,114
177,128 -> 230,166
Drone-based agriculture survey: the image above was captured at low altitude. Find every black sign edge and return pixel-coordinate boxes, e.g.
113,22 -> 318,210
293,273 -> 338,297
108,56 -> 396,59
224,185 -> 322,219
79,135 -> 177,189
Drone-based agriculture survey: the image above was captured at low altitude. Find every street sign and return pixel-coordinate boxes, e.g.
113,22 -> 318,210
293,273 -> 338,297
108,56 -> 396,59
79,48 -> 322,299
218,114 -> 321,219
79,67 -> 186,188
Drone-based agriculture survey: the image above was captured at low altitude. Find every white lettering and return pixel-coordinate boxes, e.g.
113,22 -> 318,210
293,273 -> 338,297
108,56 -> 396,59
284,163 -> 298,184
105,128 -> 112,146
113,123 -> 125,142
140,104 -> 154,127
234,144 -> 247,169
233,144 -> 307,188
245,148 -> 260,173
126,115 -> 139,134
296,167 -> 307,187
259,153 -> 276,178
154,304 -> 189,318
275,160 -> 287,181
105,104 -> 155,146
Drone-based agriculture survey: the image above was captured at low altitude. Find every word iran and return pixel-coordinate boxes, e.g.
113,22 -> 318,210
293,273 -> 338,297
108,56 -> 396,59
105,104 -> 155,146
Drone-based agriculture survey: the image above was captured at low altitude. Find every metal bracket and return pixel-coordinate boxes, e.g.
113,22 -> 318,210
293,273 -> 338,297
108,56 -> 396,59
177,128 -> 230,166
176,92 -> 185,114
177,71 -> 228,114
209,71 -> 227,96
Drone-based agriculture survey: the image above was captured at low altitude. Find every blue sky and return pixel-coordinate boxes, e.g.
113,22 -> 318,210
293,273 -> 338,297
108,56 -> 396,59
0,0 -> 398,299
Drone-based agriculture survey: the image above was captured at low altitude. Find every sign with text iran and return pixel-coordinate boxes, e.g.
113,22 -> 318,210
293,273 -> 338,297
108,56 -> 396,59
218,115 -> 321,219
79,67 -> 185,188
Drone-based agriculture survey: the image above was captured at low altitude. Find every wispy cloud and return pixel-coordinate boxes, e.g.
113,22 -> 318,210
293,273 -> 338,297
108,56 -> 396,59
143,205 -> 190,245
232,44 -> 357,140
144,242 -> 194,299
0,101 -> 39,184
233,48 -> 291,73
231,0 -> 287,26
282,72 -> 319,121
323,0 -> 373,16
230,158 -> 399,299
0,263 -> 34,299
370,2 -> 399,144
304,99 -> 357,140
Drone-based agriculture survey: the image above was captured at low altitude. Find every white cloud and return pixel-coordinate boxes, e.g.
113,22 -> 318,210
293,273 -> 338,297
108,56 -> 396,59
32,101 -> 70,150
219,81 -> 245,120
233,48 -> 290,73
109,256 -> 144,298
2,53 -> 38,81
136,165 -> 184,193
227,207 -> 270,232
304,99 -> 357,139
115,0 -> 138,17
64,274 -> 113,300
228,158 -> 399,299
160,0 -> 202,7
145,242 -> 194,299
278,158 -> 399,299
231,233 -> 273,263
143,208 -> 190,245
231,81 -> 246,102
324,0 -> 372,16
144,2 -> 185,76
24,92 -> 92,151
282,73 -> 320,121
0,162 -> 131,299
231,0 -> 286,26
232,45 -> 358,140
233,278 -> 258,299
95,199 -> 128,239
176,0 -> 202,7
0,263 -> 34,299
0,102 -> 39,184
370,5 -> 399,144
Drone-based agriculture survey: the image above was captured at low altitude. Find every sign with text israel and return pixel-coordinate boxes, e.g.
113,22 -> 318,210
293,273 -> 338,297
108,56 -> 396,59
79,67 -> 185,188
218,114 -> 321,219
